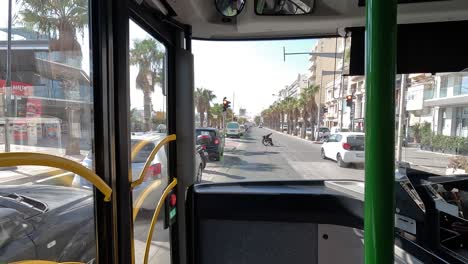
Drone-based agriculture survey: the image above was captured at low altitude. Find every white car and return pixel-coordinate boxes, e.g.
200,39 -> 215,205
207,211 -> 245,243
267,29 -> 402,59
226,122 -> 241,138
72,133 -> 204,210
320,132 -> 365,167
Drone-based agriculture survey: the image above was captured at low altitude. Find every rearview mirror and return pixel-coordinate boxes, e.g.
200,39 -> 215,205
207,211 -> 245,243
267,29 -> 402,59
215,0 -> 246,17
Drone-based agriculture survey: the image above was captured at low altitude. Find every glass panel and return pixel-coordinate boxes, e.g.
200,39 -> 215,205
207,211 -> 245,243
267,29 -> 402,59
0,0 -> 96,263
129,20 -> 170,264
193,37 -> 363,183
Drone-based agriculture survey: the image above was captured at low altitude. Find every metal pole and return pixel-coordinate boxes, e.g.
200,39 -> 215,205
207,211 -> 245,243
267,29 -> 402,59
364,0 -> 397,263
5,0 -> 13,152
340,75 -> 345,130
396,74 -> 407,162
316,73 -> 323,140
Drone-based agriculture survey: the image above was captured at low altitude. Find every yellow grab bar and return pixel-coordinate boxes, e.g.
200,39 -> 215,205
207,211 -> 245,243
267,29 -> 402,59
132,179 -> 162,221
131,134 -> 176,189
143,178 -> 177,264
0,152 -> 112,202
10,260 -> 83,264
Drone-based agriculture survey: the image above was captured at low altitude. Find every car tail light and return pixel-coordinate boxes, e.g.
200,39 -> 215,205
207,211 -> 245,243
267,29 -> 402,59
214,138 -> 220,145
146,163 -> 162,180
342,143 -> 351,150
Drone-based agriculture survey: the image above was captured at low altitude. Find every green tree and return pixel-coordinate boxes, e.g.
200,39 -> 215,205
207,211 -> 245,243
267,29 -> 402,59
130,38 -> 165,131
203,89 -> 217,127
211,103 -> 224,128
20,0 -> 88,154
297,93 -> 309,139
254,115 -> 261,125
303,84 -> 320,140
194,88 -> 206,126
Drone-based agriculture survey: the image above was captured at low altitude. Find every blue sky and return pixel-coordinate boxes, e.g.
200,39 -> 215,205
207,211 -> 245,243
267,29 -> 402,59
193,39 -> 317,117
0,1 -> 317,117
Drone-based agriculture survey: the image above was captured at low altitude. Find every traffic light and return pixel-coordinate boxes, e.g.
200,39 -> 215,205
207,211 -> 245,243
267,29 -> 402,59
346,95 -> 353,107
223,97 -> 231,112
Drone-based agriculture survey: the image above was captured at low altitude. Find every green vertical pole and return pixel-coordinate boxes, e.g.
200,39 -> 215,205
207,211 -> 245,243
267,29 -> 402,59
364,0 -> 397,263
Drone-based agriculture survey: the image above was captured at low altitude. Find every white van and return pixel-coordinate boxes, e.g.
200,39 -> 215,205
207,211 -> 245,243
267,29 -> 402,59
226,122 -> 241,138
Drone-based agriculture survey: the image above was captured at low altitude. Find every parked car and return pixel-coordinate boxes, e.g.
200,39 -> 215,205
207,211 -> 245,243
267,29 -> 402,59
226,122 -> 241,138
259,123 -> 263,128
306,127 -> 312,136
330,126 -> 350,134
316,127 -> 331,139
73,134 -> 204,209
321,132 -> 365,167
0,185 -> 95,263
282,124 -> 288,131
196,128 -> 225,161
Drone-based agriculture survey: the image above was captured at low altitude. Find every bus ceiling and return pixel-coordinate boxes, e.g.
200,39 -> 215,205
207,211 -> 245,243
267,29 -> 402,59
147,0 -> 468,40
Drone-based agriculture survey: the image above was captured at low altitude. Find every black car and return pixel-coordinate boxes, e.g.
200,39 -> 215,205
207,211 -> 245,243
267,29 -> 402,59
0,185 -> 95,263
196,127 -> 225,161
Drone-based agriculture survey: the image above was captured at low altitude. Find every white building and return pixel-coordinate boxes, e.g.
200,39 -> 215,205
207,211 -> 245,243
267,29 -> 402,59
286,74 -> 309,99
407,73 -> 468,137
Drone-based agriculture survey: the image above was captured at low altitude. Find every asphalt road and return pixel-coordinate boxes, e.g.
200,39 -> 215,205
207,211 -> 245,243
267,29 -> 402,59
202,127 -> 364,183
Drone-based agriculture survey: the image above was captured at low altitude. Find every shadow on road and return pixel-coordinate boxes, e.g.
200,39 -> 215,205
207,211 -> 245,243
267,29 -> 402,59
233,149 -> 280,156
203,169 -> 246,180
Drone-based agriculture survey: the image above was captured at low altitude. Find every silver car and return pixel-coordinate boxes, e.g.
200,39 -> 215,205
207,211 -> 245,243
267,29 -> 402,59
72,134 -> 203,210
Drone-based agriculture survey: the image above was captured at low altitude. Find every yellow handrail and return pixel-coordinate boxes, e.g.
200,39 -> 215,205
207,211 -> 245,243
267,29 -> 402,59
0,153 -> 112,202
132,179 -> 162,221
10,261 -> 83,264
130,134 -> 176,189
143,178 -> 177,264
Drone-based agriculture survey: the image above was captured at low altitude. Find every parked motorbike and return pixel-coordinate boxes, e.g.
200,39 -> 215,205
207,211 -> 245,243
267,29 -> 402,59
262,133 -> 274,146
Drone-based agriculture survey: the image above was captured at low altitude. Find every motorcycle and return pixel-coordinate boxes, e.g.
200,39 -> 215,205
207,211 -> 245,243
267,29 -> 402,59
196,145 -> 209,169
262,133 -> 274,146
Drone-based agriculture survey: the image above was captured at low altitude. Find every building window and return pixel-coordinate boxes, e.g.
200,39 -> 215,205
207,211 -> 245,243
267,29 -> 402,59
461,75 -> 468,95
440,76 -> 448,98
456,107 -> 468,137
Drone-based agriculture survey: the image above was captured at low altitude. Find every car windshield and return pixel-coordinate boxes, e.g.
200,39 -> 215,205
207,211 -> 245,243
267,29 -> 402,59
319,128 -> 329,132
227,123 -> 239,129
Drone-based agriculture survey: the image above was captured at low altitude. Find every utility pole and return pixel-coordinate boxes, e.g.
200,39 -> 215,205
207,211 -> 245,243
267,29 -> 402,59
232,92 -> 235,120
4,0 -> 13,152
316,74 -> 323,140
396,74 -> 407,162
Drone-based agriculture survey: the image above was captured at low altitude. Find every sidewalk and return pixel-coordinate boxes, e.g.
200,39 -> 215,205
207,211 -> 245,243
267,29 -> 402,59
0,144 -> 88,185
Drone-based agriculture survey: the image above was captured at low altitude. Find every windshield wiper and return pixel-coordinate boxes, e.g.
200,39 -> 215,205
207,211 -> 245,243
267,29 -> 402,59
2,193 -> 48,213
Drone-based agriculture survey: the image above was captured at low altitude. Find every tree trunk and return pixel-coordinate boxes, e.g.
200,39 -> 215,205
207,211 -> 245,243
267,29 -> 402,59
206,106 -> 211,127
310,104 -> 316,141
199,110 -> 205,127
143,90 -> 152,131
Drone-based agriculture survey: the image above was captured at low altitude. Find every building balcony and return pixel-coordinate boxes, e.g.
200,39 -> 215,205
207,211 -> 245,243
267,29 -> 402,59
424,94 -> 468,107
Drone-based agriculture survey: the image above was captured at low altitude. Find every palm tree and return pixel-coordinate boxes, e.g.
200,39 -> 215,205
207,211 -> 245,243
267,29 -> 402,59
303,84 -> 320,140
194,87 -> 206,127
19,0 -> 88,155
210,103 -> 223,128
297,93 -> 309,139
203,89 -> 216,127
282,97 -> 296,134
292,99 -> 301,136
130,39 -> 165,131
